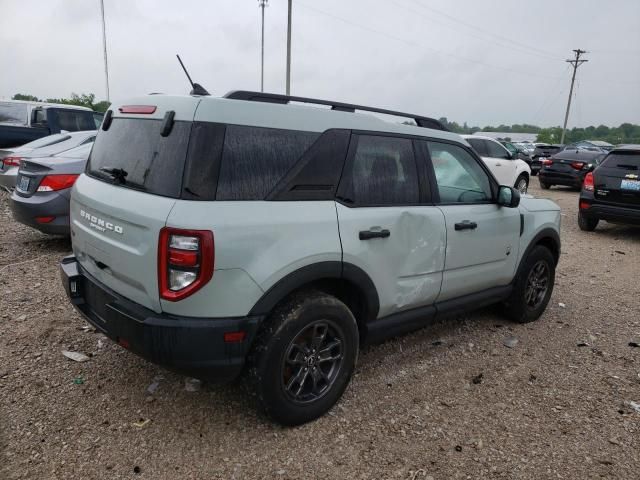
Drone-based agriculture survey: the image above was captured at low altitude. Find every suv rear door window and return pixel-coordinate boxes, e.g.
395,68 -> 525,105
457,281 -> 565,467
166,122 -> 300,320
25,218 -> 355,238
216,125 -> 319,200
426,141 -> 492,204
339,134 -> 419,206
87,118 -> 191,198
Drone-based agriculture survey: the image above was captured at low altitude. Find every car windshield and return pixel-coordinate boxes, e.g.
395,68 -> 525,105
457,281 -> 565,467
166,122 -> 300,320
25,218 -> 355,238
59,142 -> 93,159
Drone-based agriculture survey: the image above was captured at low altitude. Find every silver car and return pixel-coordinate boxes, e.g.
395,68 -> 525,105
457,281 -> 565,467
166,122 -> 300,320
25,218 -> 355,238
0,130 -> 96,191
10,142 -> 92,235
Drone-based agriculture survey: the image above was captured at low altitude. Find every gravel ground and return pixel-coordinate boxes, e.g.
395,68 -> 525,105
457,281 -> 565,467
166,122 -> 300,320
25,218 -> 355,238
1,182 -> 639,480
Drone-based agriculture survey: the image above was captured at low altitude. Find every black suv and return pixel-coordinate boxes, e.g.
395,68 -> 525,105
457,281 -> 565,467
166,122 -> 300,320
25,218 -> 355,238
578,145 -> 640,230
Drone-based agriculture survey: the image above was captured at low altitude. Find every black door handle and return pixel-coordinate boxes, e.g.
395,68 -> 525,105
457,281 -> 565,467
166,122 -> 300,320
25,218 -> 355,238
454,221 -> 477,231
359,229 -> 391,240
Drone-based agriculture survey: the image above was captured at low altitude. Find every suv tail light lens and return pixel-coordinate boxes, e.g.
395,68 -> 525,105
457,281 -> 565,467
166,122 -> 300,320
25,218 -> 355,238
583,172 -> 594,191
541,158 -> 553,166
571,161 -> 585,170
158,227 -> 214,301
3,156 -> 22,167
37,174 -> 79,192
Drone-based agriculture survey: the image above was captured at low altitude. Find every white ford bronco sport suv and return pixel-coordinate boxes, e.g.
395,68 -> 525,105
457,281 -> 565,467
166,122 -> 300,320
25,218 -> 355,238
61,91 -> 561,425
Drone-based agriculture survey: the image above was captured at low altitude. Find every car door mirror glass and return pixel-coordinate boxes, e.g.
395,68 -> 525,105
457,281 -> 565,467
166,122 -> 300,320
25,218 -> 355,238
498,185 -> 520,207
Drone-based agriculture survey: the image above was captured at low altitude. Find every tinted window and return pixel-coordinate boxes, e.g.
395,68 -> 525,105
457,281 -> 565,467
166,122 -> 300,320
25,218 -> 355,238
55,110 -> 95,131
427,141 -> 492,204
485,140 -> 510,159
601,152 -> 640,169
467,138 -> 488,156
0,103 -> 28,125
216,125 -> 318,200
341,135 -> 419,205
87,118 -> 191,198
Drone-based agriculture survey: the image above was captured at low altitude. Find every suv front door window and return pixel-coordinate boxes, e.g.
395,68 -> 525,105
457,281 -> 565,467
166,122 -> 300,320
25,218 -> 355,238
424,140 -> 520,301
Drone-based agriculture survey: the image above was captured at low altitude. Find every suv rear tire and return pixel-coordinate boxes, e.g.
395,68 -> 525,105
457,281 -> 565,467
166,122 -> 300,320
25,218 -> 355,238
539,180 -> 551,190
578,212 -> 599,231
248,290 -> 359,426
504,246 -> 555,324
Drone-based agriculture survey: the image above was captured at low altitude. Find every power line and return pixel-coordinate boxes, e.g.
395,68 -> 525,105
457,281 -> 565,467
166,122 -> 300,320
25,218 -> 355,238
560,49 -> 588,144
407,0 -> 562,60
295,1 -> 563,81
392,0 -> 562,62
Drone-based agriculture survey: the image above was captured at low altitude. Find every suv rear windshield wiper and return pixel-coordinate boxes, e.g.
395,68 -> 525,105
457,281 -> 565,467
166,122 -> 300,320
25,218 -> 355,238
99,166 -> 128,183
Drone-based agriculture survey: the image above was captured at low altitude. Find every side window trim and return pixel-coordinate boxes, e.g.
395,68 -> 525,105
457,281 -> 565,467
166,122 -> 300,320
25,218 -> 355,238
336,132 -> 424,208
421,139 -> 498,206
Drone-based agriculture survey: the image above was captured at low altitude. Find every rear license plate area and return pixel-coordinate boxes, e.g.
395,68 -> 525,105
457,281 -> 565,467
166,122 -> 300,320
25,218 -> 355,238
621,179 -> 640,191
18,176 -> 30,191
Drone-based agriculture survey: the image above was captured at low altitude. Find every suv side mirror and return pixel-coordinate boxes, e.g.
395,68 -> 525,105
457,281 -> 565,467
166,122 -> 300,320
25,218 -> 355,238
498,185 -> 520,208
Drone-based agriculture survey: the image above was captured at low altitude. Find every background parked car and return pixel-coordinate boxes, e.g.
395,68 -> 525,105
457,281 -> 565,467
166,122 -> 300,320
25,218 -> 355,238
564,140 -> 614,153
578,144 -> 640,230
10,142 -> 92,235
538,149 -> 605,190
462,135 -> 531,192
530,144 -> 564,176
0,130 -> 96,191
0,100 -> 97,148
500,140 -> 532,161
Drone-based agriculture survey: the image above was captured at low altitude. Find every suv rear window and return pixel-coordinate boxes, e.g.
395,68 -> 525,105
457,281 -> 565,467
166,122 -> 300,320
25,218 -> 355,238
600,152 -> 640,170
87,118 -> 191,198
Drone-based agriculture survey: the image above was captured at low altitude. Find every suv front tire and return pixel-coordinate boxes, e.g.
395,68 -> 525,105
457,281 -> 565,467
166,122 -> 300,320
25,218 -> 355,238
504,246 -> 555,323
248,290 -> 359,425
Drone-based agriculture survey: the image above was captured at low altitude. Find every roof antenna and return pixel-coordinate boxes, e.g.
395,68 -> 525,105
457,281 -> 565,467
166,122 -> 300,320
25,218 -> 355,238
176,54 -> 210,96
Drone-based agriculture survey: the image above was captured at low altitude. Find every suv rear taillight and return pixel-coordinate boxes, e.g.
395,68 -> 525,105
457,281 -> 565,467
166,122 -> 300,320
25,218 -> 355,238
3,156 -> 22,167
541,158 -> 553,166
158,227 -> 214,301
583,172 -> 594,191
37,174 -> 79,192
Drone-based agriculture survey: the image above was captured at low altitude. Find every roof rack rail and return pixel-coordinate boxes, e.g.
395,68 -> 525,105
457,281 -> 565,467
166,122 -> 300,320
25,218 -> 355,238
223,90 -> 448,131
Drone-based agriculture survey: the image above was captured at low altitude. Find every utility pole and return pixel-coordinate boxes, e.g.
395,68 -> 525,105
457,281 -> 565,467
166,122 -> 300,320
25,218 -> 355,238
99,0 -> 110,102
286,0 -> 292,95
258,0 -> 268,92
560,49 -> 588,144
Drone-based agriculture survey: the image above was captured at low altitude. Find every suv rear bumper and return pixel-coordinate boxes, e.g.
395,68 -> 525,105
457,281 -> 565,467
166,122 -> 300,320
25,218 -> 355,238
579,192 -> 640,225
60,255 -> 263,382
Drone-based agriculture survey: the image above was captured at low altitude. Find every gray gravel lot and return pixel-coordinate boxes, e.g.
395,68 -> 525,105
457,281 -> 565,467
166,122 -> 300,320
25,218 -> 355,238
1,182 -> 639,480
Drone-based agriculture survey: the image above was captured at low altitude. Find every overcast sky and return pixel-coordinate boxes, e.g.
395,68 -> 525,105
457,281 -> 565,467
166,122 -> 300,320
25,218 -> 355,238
1,0 -> 638,127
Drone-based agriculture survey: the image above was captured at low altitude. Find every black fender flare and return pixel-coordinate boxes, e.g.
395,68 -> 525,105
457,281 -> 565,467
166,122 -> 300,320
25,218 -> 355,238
517,227 -> 561,278
248,261 -> 379,320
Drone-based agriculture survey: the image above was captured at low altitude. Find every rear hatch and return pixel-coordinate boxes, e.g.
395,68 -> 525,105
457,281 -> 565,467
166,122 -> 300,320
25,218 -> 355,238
594,151 -> 640,206
70,96 -> 200,313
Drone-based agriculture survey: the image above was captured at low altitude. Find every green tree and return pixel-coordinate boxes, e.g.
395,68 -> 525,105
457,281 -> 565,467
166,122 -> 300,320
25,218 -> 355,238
12,93 -> 41,102
12,92 -> 109,112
